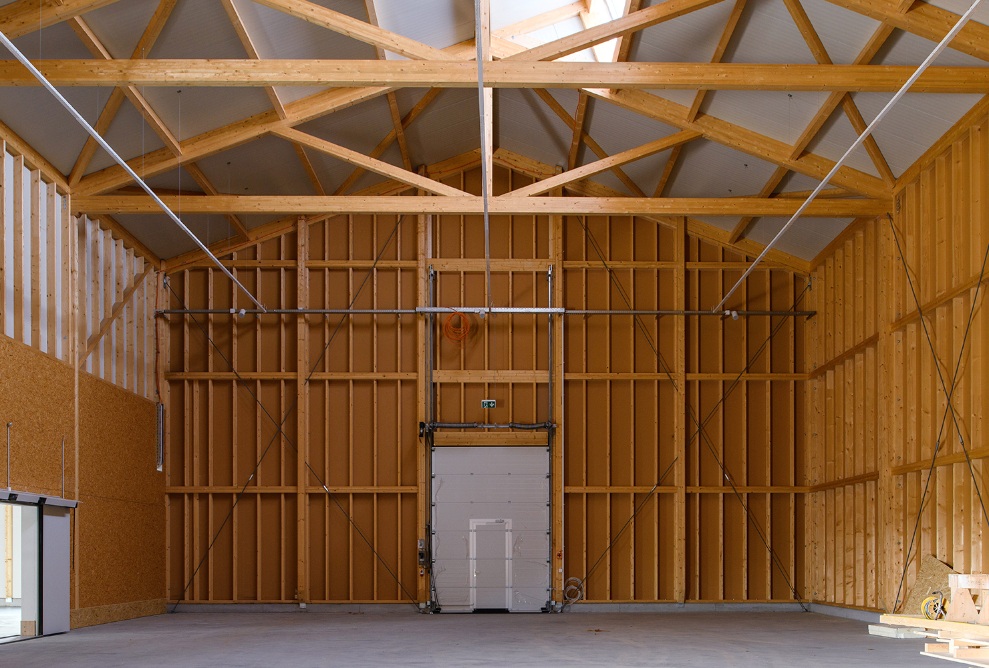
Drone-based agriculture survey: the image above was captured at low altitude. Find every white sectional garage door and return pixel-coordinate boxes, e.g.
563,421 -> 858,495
431,446 -> 550,612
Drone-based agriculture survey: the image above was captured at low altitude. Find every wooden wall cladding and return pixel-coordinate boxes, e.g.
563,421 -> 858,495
806,109 -> 989,612
166,216 -> 420,604
166,163 -> 808,605
804,222 -> 881,609
1,137 -> 155,400
563,215 -> 806,602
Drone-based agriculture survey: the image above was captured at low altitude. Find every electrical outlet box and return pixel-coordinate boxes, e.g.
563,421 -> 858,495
481,399 -> 496,409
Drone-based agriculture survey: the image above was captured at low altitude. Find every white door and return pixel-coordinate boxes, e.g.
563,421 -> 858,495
470,520 -> 511,610
431,447 -> 550,612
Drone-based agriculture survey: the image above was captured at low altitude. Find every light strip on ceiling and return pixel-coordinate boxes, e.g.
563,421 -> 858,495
713,0 -> 985,314
0,30 -> 267,312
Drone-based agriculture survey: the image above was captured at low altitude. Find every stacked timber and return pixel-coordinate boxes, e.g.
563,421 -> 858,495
881,575 -> 989,667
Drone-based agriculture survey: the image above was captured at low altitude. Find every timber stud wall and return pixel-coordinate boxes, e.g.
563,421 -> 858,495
166,163 -> 807,605
806,105 -> 989,612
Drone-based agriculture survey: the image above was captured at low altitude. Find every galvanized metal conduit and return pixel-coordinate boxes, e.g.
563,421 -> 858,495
0,30 -> 267,313
158,307 -> 815,317
426,422 -> 554,431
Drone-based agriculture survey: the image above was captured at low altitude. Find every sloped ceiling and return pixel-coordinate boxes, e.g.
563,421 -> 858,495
0,0 -> 985,262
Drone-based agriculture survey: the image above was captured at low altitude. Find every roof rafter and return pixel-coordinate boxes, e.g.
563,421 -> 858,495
363,0 -> 414,171
783,0 -> 894,185
334,88 -> 443,195
826,0 -> 989,62
587,88 -> 889,198
728,22 -> 895,243
510,130 -> 701,197
0,0 -> 122,39
658,0 -> 746,198
66,0 -> 178,186
503,0 -> 727,62
252,0 -> 458,61
532,88 -> 647,196
273,127 -> 469,197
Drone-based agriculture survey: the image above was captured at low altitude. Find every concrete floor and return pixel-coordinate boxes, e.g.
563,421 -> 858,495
0,610 -> 932,667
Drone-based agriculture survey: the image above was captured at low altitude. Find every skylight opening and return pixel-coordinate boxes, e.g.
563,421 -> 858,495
497,0 -> 628,62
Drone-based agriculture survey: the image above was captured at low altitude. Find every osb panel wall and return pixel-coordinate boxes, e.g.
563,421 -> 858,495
804,223 -> 881,609
76,372 -> 163,625
806,108 -> 989,612
0,334 -> 162,627
563,216 -> 806,603
166,163 -> 807,605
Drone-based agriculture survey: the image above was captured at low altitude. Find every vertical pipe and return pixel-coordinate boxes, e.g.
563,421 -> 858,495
5,422 -> 10,489
61,436 -> 65,498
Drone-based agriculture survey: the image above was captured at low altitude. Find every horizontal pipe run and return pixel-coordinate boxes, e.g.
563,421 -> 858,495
427,422 -> 555,431
159,307 -> 815,318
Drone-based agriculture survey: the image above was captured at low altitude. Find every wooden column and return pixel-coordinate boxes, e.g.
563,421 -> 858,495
674,216 -> 687,602
550,185 -> 565,603
877,213 -> 896,611
415,198 -> 432,603
296,217 -> 310,602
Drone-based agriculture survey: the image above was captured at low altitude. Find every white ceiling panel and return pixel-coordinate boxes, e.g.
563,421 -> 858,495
666,139 -> 780,199
402,89 -> 481,167
295,95 -> 398,157
86,98 -> 168,174
853,92 -> 983,177
196,135 -> 316,196
745,215 -> 855,260
375,0 -> 474,57
703,90 -> 833,146
724,0 -> 817,64
804,106 -> 882,179
922,0 -> 989,28
581,98 -> 679,158
230,0 -> 378,60
631,1 -> 738,63
81,0 -> 163,58
115,212 -> 234,259
495,89 -> 571,171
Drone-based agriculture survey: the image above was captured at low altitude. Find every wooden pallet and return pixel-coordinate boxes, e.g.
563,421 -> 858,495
880,614 -> 989,667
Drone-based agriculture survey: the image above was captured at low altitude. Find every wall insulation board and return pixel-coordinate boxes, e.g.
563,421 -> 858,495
431,446 -> 550,612
0,333 -> 163,627
805,102 -> 989,612
165,162 -> 808,605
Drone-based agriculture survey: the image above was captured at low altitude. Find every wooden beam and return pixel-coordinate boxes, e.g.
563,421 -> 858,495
69,13 -> 180,153
74,85 -> 396,196
509,130 -> 700,197
495,2 -> 585,40
478,0 -> 493,201
77,263 -> 153,367
221,0 -> 287,119
587,88 -> 890,198
67,1 -> 179,184
614,0 -> 645,63
825,0 -> 989,62
5,60 -> 988,92
72,194 -> 890,217
253,0 -> 458,61
532,88 -> 648,196
272,127 -> 468,197
182,162 -> 251,239
783,0 -> 894,184
503,0 -> 726,62
567,93 -> 589,170
730,23 -> 895,243
0,0 -> 122,39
